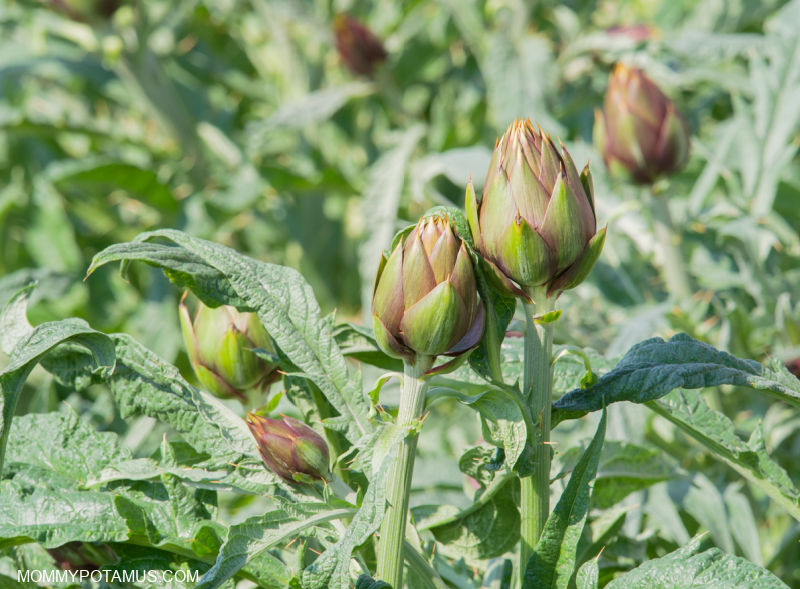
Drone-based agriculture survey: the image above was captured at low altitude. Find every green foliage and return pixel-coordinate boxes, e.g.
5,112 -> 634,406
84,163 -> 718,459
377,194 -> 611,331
604,536 -> 788,588
2,0 -> 800,586
524,410 -> 607,589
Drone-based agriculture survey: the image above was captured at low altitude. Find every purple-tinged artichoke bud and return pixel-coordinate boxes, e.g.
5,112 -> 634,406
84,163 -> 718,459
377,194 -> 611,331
179,297 -> 278,402
246,413 -> 331,483
466,119 -> 607,299
49,0 -> 122,22
594,64 -> 690,184
333,14 -> 387,78
47,542 -> 118,572
372,215 -> 485,363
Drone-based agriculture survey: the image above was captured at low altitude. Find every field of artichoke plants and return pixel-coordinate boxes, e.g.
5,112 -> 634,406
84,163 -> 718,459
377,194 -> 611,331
2,0 -> 800,588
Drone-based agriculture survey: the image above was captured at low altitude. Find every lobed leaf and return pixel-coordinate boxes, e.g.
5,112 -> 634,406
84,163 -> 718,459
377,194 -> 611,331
648,389 -> 800,522
552,333 -> 800,424
89,230 -> 373,444
604,535 -> 788,588
0,288 -> 115,473
524,410 -> 607,589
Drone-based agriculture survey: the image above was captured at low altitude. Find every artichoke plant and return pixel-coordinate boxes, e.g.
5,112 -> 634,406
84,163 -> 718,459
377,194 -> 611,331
371,215 -> 484,364
594,64 -> 690,184
246,413 -> 331,483
466,119 -> 606,299
179,297 -> 278,401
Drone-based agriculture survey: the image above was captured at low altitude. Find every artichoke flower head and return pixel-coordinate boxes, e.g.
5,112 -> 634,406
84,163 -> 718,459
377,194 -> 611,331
372,215 -> 484,366
467,119 -> 606,300
594,64 -> 690,184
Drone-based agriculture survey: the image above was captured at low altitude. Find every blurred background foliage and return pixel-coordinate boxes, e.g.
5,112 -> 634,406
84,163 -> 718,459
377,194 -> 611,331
2,0 -> 800,584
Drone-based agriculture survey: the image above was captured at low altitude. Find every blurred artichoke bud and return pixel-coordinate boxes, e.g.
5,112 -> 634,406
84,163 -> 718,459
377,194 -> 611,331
466,119 -> 606,299
372,216 -> 484,362
47,542 -> 118,572
333,14 -> 387,77
246,413 -> 330,483
179,298 -> 277,401
594,64 -> 690,184
50,0 -> 122,22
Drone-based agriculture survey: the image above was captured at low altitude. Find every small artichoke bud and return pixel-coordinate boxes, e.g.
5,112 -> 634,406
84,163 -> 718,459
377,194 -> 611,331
246,413 -> 331,483
47,542 -> 118,572
466,119 -> 607,299
371,215 -> 485,363
594,64 -> 690,184
179,297 -> 278,401
49,0 -> 122,22
333,14 -> 388,78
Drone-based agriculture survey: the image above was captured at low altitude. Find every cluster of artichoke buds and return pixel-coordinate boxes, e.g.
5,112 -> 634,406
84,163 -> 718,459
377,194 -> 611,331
246,413 -> 331,483
371,215 -> 485,365
179,297 -> 278,401
466,119 -> 606,300
594,64 -> 690,184
333,14 -> 387,78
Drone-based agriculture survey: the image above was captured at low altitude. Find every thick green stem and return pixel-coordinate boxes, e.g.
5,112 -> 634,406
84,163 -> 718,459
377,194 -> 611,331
377,356 -> 432,588
648,188 -> 692,300
518,293 -> 555,585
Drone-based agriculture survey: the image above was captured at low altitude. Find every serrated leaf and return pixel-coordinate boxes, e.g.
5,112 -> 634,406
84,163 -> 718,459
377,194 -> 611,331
416,476 -> 519,561
301,456 -> 393,589
556,441 -> 677,510
0,480 -> 129,549
333,322 -> 403,372
88,230 -> 372,444
604,535 -> 788,588
524,410 -> 607,589
647,389 -> 800,522
552,333 -> 800,424
462,389 -> 529,473
5,410 -> 146,489
107,334 -> 258,463
197,504 -> 355,589
0,294 -> 115,474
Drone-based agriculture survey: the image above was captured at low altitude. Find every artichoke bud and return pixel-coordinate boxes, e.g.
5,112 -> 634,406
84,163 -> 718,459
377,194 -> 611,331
333,14 -> 388,78
47,542 -> 118,572
49,0 -> 122,22
179,297 -> 278,401
467,119 -> 606,299
246,413 -> 331,483
594,64 -> 690,184
371,215 -> 485,364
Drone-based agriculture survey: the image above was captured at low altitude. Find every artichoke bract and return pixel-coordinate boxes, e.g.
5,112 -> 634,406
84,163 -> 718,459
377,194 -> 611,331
466,119 -> 606,299
179,298 -> 277,401
246,413 -> 331,483
372,216 -> 484,363
594,64 -> 690,184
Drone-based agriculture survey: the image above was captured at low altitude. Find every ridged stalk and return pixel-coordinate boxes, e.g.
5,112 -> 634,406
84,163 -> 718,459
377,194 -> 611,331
377,357 -> 432,588
518,293 -> 555,584
648,187 -> 692,300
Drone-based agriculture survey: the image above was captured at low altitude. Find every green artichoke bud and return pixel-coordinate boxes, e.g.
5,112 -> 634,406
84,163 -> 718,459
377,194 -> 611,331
594,64 -> 690,184
246,413 -> 331,483
179,297 -> 278,401
333,14 -> 387,78
372,215 -> 484,363
466,119 -> 607,299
